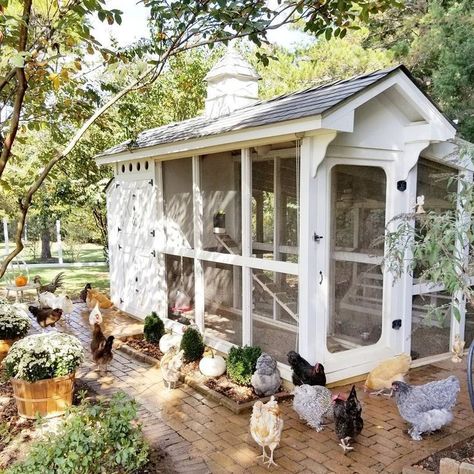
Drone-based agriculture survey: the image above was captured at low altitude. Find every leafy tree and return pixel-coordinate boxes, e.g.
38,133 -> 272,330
0,0 -> 401,278
365,0 -> 474,141
252,27 -> 393,99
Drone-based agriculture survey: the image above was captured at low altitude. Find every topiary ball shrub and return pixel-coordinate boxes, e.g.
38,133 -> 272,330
143,311 -> 165,344
180,326 -> 205,362
226,345 -> 262,386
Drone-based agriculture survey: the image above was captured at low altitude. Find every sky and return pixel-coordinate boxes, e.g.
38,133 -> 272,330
91,1 -> 311,49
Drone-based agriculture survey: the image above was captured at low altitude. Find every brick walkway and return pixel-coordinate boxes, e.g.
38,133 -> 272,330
45,305 -> 474,473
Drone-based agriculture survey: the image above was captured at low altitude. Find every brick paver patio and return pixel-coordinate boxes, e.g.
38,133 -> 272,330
33,305 -> 474,473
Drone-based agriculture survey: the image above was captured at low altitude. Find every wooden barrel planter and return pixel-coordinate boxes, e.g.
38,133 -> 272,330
0,339 -> 16,364
11,372 -> 75,419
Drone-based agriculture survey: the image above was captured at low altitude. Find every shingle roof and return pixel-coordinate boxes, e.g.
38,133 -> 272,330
97,65 -> 403,158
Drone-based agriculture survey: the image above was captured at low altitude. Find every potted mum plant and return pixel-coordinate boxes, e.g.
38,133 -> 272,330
0,301 -> 31,362
3,333 -> 84,418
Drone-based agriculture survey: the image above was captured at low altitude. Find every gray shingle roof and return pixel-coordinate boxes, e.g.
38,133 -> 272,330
98,65 -> 403,158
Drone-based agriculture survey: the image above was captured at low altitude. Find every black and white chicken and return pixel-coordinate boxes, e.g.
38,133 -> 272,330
333,385 -> 363,453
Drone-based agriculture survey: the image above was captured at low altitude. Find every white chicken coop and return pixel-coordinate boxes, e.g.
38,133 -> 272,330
96,47 -> 474,383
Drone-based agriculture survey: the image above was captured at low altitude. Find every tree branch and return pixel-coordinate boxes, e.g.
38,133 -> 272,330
0,0 -> 33,179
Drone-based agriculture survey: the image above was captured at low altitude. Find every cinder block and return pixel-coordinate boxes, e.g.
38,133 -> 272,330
460,462 -> 474,474
440,457 -> 460,474
403,467 -> 433,474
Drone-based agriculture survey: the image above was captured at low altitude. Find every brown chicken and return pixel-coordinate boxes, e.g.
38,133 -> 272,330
80,283 -> 92,303
33,272 -> 65,294
364,353 -> 411,396
29,306 -> 63,328
90,323 -> 106,353
86,288 -> 113,310
92,335 -> 114,373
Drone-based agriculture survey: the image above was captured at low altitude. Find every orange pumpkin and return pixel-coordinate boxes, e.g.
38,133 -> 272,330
15,274 -> 28,287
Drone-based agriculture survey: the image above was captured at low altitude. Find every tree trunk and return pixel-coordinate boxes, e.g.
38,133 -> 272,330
40,228 -> 52,261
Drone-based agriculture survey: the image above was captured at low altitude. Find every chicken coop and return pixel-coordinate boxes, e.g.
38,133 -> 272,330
96,48 -> 474,383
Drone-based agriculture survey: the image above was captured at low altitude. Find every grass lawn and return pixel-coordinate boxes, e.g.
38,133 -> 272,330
0,265 -> 110,299
0,242 -> 105,264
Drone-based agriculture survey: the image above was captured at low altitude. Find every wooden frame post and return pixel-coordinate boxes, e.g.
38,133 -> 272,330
241,147 -> 252,345
299,132 -> 336,364
155,161 -> 168,318
192,155 -> 205,332
450,169 -> 473,347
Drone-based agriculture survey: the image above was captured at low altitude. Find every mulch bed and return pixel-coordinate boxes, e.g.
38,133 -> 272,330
0,368 -> 34,455
205,376 -> 258,403
137,446 -> 174,474
415,436 -> 474,473
123,335 -> 164,360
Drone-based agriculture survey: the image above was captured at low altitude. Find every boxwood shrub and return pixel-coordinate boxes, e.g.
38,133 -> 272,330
143,311 -> 165,343
226,345 -> 262,386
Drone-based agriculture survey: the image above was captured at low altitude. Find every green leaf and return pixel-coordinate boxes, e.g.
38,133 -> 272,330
10,54 -> 24,68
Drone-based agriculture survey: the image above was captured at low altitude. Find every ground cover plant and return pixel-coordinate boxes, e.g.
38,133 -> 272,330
5,393 -> 149,474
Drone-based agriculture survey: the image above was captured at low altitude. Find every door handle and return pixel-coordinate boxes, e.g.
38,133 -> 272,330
313,233 -> 323,243
319,271 -> 323,285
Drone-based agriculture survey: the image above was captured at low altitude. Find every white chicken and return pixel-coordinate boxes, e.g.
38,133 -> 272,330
88,302 -> 103,325
39,292 -> 75,317
39,291 -> 57,309
160,345 -> 184,389
250,396 -> 284,468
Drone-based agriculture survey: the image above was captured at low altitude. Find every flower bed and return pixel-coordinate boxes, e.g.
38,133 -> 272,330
116,335 -> 291,413
0,368 -> 94,469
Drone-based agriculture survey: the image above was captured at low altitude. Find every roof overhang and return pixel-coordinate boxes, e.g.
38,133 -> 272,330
96,66 -> 459,166
96,114 -> 328,165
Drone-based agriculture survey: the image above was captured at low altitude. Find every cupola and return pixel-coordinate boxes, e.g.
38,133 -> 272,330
204,45 -> 260,118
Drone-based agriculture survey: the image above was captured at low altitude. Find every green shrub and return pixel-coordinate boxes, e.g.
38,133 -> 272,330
226,345 -> 262,386
180,327 -> 204,362
6,393 -> 149,474
143,311 -> 165,343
